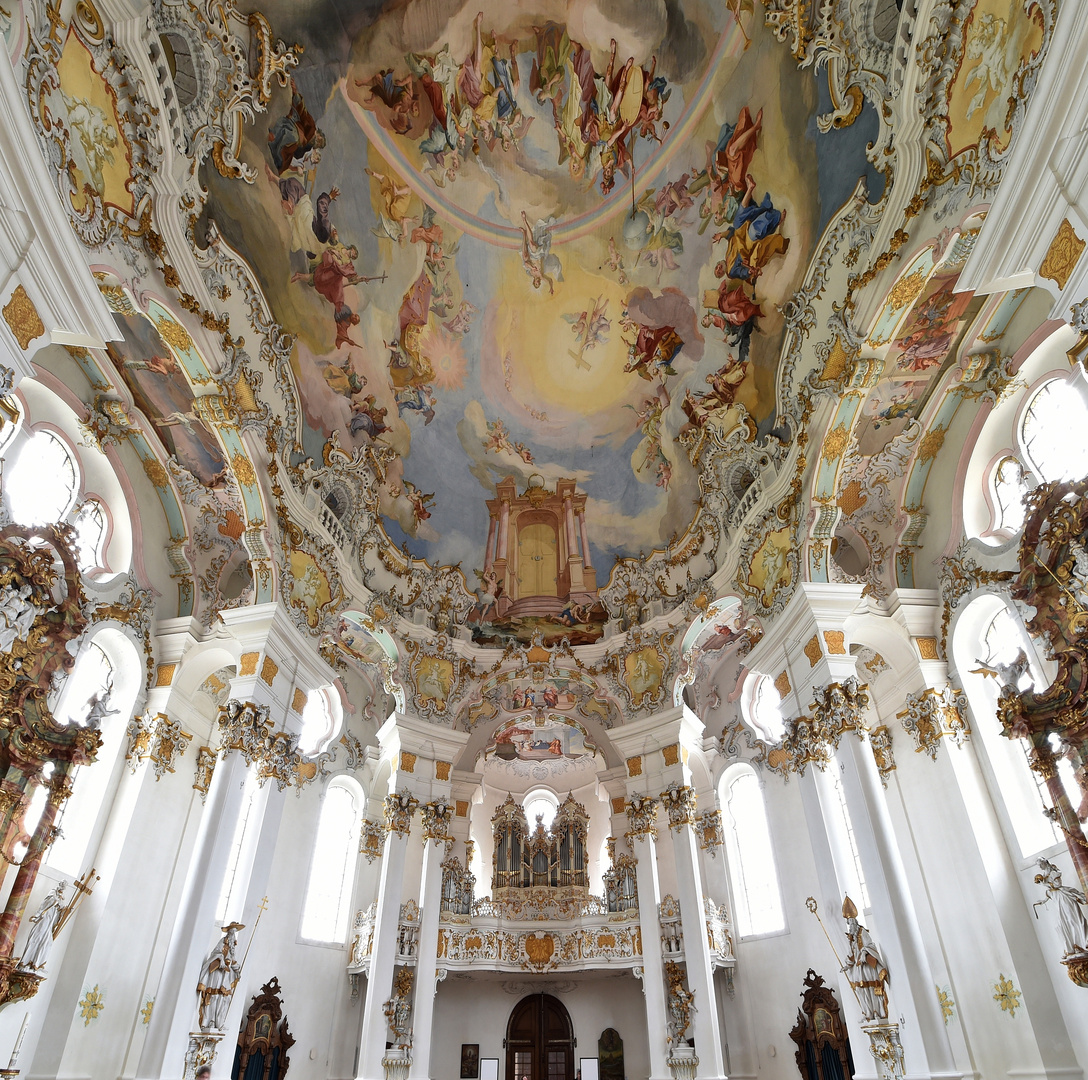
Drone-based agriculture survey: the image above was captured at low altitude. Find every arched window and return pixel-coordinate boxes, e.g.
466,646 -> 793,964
990,456 -> 1029,535
740,672 -> 786,742
1020,378 -> 1088,483
5,429 -> 77,525
72,498 -> 107,573
48,630 -> 142,876
301,777 -> 363,943
53,641 -> 113,728
523,789 -> 559,830
822,762 -> 871,912
217,766 -> 265,925
720,765 -> 785,937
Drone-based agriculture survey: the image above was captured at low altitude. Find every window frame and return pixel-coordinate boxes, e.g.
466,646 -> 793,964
298,774 -> 365,947
718,763 -> 788,941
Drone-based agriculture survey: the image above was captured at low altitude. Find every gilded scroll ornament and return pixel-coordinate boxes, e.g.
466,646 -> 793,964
385,791 -> 419,838
624,794 -> 659,842
2,286 -> 45,351
1039,218 -> 1086,291
660,783 -> 697,831
897,686 -> 969,759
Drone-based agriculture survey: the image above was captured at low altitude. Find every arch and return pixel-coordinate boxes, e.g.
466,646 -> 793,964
719,762 -> 785,938
300,774 -> 365,943
523,787 -> 559,830
505,994 -> 574,1080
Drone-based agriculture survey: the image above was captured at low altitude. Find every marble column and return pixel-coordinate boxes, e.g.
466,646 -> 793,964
484,515 -> 498,571
358,797 -> 415,1080
576,510 -> 591,567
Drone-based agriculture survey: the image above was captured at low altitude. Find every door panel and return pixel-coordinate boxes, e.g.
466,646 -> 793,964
505,995 -> 573,1080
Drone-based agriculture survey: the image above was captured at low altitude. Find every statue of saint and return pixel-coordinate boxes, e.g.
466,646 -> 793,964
841,896 -> 889,1022
18,882 -> 67,970
1035,858 -> 1088,957
197,923 -> 244,1032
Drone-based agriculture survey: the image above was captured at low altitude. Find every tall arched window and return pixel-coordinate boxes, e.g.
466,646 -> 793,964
301,777 -> 363,943
720,765 -> 785,937
954,595 -> 1080,857
822,762 -> 871,911
217,766 -> 265,925
48,630 -> 142,875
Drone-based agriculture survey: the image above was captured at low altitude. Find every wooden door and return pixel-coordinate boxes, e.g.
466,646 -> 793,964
505,994 -> 574,1080
517,523 -> 558,597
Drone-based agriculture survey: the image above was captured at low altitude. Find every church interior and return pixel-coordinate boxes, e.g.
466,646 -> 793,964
0,1 -> 1087,1079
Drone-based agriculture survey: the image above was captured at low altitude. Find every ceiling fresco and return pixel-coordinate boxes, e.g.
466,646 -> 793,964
9,0 -> 1062,740
201,0 -> 877,646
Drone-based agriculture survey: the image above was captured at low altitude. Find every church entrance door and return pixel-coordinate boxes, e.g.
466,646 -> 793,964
505,993 -> 574,1080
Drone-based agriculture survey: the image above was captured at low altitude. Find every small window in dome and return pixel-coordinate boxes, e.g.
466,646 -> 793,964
5,430 -> 77,526
524,790 -> 558,830
298,689 -> 335,756
741,673 -> 786,743
73,499 -> 107,572
991,456 -> 1028,535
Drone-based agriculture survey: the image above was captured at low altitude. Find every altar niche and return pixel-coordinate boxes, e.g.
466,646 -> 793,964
491,794 -> 588,894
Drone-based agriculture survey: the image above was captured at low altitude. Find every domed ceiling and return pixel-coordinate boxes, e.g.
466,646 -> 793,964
13,0 -> 1058,730
201,0 -> 878,646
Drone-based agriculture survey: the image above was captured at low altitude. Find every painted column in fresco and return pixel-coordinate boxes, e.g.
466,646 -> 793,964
484,512 -> 498,571
576,510 -> 592,569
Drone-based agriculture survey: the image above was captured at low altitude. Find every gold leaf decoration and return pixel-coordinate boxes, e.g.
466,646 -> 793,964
2,286 -> 45,351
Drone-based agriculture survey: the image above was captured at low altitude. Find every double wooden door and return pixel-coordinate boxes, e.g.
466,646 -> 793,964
505,994 -> 574,1080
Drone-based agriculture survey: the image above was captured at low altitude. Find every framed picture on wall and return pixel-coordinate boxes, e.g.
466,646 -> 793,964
461,1044 -> 480,1078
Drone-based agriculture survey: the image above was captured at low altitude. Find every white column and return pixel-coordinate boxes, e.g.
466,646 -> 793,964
408,833 -> 447,1080
632,831 -> 670,1080
836,736 -> 959,1079
136,749 -> 252,1079
669,813 -> 726,1080
358,818 -> 411,1080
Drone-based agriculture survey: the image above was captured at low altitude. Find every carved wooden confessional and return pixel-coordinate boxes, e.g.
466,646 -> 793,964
789,970 -> 854,1080
491,794 -> 588,892
231,977 -> 295,1080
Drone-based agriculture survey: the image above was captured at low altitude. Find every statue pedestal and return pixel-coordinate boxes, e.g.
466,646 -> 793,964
1062,953 -> 1088,988
383,1047 -> 412,1080
184,1031 -> 225,1079
0,961 -> 42,1013
666,1045 -> 699,1080
860,1022 -> 905,1080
